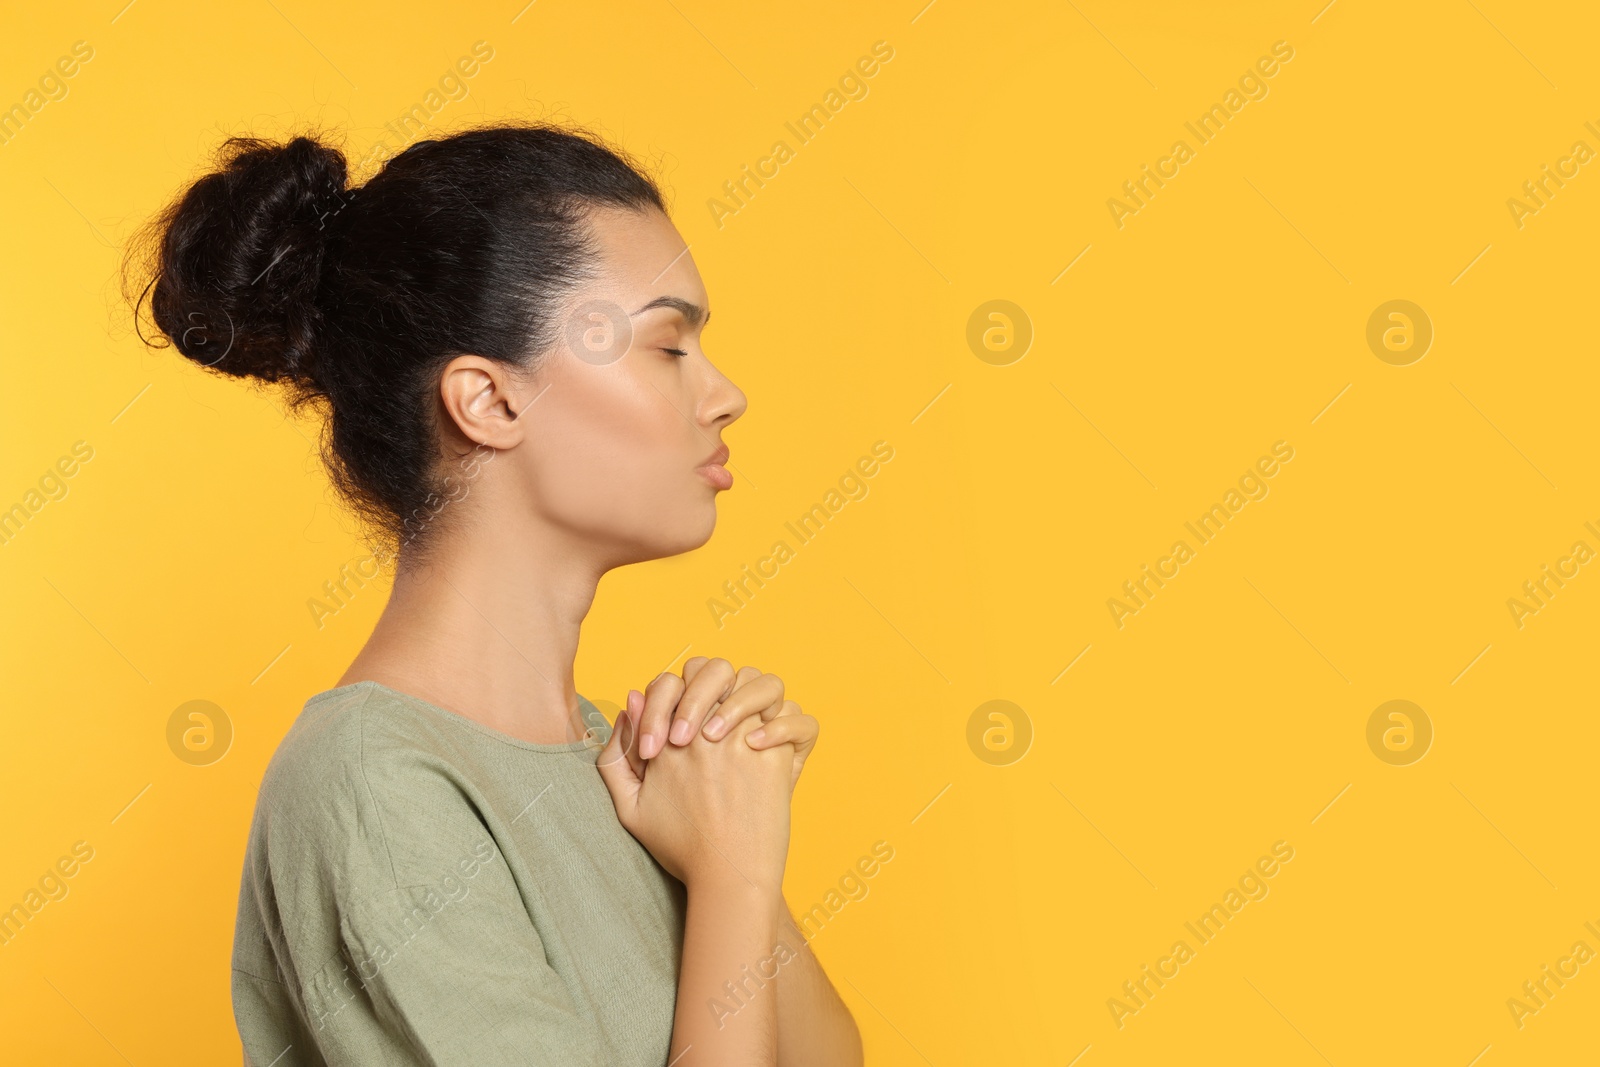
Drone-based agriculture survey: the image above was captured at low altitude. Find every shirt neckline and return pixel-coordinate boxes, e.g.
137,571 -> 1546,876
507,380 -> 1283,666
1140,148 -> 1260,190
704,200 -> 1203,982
309,680 -> 614,757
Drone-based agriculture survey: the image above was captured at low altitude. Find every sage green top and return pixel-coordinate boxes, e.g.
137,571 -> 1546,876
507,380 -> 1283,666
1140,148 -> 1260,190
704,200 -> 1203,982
232,681 -> 687,1066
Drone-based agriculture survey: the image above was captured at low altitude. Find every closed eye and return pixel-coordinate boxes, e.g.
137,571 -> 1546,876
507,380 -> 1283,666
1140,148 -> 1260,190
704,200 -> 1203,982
661,347 -> 688,357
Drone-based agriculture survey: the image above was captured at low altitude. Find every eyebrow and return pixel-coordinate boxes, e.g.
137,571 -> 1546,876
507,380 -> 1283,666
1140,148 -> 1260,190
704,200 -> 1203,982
632,295 -> 709,329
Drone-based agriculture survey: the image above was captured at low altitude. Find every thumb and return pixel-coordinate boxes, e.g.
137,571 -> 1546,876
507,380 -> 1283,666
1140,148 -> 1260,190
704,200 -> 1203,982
595,699 -> 642,812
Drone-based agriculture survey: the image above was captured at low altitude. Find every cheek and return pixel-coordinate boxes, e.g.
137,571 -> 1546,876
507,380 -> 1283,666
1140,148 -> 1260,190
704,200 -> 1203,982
525,370 -> 697,524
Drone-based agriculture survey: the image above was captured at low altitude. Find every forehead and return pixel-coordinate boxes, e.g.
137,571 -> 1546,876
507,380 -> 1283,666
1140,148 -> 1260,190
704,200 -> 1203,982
582,204 -> 705,303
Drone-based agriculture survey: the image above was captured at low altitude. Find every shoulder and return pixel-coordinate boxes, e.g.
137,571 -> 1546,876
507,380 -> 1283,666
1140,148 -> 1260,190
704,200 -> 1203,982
257,683 -> 435,809
247,683 -> 493,890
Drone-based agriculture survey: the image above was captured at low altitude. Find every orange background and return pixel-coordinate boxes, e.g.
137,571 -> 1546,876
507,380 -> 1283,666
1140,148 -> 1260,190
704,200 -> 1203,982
3,1 -> 1599,1063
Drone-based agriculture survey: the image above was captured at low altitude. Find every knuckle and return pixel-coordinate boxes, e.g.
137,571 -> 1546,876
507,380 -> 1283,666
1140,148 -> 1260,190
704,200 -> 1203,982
709,659 -> 737,697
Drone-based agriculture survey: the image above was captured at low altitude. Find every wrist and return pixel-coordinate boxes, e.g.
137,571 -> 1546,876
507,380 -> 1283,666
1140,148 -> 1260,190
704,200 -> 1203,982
687,872 -> 785,917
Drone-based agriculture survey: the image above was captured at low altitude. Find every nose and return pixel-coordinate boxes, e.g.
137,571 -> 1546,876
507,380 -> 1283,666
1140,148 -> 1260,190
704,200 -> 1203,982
698,356 -> 747,430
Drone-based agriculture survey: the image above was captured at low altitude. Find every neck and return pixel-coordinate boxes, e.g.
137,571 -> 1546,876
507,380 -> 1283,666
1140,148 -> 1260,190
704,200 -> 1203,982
338,519 -> 606,744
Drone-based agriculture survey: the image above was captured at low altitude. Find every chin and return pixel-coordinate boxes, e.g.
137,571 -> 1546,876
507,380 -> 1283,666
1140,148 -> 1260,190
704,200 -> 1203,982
618,503 -> 719,565
676,503 -> 720,552
676,498 -> 722,551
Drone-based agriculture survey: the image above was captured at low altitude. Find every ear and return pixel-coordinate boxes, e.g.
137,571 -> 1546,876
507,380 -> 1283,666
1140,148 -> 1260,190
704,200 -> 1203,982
438,355 -> 533,450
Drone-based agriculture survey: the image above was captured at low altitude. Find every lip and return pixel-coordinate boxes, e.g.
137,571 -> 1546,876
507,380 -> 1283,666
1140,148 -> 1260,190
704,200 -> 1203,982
696,441 -> 733,490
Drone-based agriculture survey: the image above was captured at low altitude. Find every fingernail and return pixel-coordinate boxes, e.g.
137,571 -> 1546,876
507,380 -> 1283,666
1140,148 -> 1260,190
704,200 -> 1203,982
640,732 -> 661,759
669,720 -> 693,745
703,715 -> 726,740
746,728 -> 766,745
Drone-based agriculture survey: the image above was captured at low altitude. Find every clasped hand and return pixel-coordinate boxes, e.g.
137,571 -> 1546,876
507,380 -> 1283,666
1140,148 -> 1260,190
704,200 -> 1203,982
596,657 -> 819,894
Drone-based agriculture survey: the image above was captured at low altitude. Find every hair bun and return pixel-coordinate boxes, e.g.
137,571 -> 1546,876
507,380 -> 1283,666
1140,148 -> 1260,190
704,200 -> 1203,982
137,134 -> 349,385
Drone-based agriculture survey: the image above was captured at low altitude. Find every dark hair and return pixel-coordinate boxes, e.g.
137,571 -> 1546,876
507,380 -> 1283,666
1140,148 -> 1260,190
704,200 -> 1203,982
124,121 -> 666,556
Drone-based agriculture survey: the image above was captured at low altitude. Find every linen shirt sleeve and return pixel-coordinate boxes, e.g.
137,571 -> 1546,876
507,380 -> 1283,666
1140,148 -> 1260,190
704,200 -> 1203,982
313,856 -> 608,1066
265,751 -> 611,1065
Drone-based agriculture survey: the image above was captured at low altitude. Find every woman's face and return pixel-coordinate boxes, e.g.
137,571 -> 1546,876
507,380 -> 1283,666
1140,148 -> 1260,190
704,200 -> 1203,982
510,205 -> 746,566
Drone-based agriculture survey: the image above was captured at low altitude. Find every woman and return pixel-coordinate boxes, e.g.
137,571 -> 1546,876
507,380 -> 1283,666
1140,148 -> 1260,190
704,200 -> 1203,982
127,123 -> 862,1066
